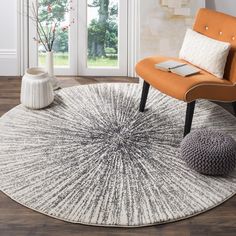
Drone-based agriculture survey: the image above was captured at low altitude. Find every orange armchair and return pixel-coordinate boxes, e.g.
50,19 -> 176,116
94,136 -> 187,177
136,8 -> 236,137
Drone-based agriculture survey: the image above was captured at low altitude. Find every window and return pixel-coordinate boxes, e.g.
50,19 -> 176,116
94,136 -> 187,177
29,0 -> 128,76
87,0 -> 119,68
38,0 -> 70,68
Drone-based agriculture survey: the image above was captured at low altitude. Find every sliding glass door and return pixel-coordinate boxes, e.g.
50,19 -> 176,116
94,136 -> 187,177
29,0 -> 128,76
28,0 -> 77,75
78,0 -> 127,76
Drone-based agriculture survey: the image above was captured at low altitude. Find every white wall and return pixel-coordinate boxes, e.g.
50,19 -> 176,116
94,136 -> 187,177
0,0 -> 19,76
140,0 -> 205,59
206,0 -> 236,16
139,0 -> 236,60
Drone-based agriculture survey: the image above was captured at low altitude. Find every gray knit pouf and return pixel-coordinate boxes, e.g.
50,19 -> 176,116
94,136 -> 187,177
181,130 -> 236,176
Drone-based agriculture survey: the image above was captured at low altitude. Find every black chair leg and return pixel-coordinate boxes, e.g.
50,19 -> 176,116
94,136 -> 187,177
139,81 -> 150,112
232,102 -> 236,116
184,101 -> 196,137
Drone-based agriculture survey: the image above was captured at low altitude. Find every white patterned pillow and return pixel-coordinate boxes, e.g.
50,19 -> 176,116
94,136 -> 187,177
179,29 -> 231,79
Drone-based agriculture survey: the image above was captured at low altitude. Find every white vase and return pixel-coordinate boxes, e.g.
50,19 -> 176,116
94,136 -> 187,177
21,68 -> 54,109
46,51 -> 59,90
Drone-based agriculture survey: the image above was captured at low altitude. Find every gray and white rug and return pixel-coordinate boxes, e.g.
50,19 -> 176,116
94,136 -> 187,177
0,83 -> 236,227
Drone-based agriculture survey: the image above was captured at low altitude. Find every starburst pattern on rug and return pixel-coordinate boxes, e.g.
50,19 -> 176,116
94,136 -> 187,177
0,83 -> 236,227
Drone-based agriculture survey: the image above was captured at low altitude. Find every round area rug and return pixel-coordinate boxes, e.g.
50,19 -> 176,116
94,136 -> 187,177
0,83 -> 236,227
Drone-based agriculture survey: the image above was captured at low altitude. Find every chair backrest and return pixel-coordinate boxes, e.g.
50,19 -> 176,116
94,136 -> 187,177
193,8 -> 236,83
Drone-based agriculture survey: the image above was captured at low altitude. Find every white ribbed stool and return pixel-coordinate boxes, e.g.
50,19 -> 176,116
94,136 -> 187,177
21,68 -> 54,109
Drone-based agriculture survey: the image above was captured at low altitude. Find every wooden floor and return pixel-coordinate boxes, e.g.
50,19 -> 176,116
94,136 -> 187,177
0,77 -> 235,236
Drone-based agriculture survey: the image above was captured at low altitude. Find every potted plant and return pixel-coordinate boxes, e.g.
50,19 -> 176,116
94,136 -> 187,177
29,0 -> 75,90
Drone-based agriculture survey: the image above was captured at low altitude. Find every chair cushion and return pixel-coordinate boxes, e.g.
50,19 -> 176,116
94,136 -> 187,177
136,56 -> 235,102
179,29 -> 231,79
